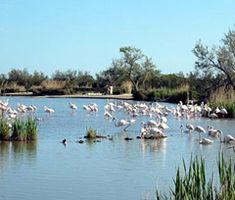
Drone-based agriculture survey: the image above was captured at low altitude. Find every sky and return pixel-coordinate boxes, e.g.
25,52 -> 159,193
0,0 -> 235,77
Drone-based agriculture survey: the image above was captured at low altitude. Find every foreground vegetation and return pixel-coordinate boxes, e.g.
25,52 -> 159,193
156,154 -> 235,200
0,118 -> 37,141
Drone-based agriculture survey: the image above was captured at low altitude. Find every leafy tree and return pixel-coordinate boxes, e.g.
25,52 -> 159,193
8,68 -> 32,89
76,71 -> 94,87
119,46 -> 158,92
193,28 -> 235,89
31,71 -> 48,86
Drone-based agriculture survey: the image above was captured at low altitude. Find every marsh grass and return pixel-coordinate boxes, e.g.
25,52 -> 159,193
156,154 -> 235,200
11,119 -> 27,141
0,119 -> 11,140
25,118 -> 37,140
0,118 -> 37,142
209,86 -> 235,118
85,127 -> 97,139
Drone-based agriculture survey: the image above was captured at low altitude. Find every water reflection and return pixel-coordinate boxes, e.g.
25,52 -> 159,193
0,141 -> 37,169
140,139 -> 167,153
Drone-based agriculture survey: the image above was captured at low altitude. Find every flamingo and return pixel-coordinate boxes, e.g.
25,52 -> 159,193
112,118 -> 135,131
194,125 -> 207,142
199,138 -> 213,145
207,126 -> 220,138
218,130 -> 235,143
104,111 -> 113,118
186,123 -> 194,133
69,102 -> 77,110
44,106 -> 55,114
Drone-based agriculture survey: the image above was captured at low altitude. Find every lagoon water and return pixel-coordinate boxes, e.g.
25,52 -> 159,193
0,97 -> 235,200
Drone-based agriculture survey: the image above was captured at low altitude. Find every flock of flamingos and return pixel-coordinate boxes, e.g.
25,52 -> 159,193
0,98 -> 235,148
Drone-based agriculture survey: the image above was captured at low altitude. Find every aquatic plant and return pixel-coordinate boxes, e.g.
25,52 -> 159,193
156,154 -> 235,200
25,118 -> 37,140
85,127 -> 97,139
0,119 -> 11,140
11,119 -> 27,141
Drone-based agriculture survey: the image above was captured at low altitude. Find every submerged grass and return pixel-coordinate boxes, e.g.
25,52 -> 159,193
156,154 -> 235,200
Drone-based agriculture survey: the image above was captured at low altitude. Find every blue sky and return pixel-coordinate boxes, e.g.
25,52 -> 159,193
0,0 -> 234,76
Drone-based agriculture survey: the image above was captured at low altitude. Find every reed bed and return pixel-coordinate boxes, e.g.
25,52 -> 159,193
156,155 -> 235,200
209,86 -> 235,118
0,118 -> 37,141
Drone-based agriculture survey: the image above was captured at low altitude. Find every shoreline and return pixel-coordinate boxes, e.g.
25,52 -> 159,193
1,92 -> 134,100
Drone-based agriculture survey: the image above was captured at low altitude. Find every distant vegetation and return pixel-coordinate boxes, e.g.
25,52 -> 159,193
0,27 -> 235,115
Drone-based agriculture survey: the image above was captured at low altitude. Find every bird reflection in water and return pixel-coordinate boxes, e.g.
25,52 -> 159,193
140,138 -> 167,153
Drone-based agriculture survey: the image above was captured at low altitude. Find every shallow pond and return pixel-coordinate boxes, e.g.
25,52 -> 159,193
0,97 -> 235,200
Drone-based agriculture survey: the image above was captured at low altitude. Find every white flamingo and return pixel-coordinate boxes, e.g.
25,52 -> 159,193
218,130 -> 235,143
69,102 -> 77,110
44,106 -> 55,114
199,138 -> 213,145
112,118 -> 135,131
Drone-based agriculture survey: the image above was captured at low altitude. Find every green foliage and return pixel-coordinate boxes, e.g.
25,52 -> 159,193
0,118 -> 38,142
0,119 -> 11,140
11,119 -> 27,141
86,128 -> 97,139
157,154 -> 235,200
25,118 -> 37,140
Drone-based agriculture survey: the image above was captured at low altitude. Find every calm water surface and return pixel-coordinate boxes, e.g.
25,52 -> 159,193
0,97 -> 235,200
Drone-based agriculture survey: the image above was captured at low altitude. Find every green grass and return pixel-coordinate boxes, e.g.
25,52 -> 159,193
11,119 -> 27,141
25,118 -> 37,140
156,154 -> 235,200
0,118 -> 38,142
0,119 -> 11,140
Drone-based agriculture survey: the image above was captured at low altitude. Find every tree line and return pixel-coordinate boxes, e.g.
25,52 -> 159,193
1,27 -> 235,104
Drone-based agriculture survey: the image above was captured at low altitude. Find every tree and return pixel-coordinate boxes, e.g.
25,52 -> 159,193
193,28 -> 235,89
119,46 -> 158,92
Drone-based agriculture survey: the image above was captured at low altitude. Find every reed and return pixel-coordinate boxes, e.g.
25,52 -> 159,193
11,119 -> 27,141
209,86 -> 235,118
25,118 -> 37,140
0,119 -> 11,140
85,127 -> 97,139
156,154 -> 235,200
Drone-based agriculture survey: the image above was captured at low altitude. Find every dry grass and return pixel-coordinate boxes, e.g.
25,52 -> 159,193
41,80 -> 67,89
